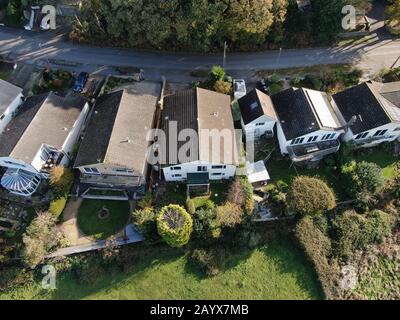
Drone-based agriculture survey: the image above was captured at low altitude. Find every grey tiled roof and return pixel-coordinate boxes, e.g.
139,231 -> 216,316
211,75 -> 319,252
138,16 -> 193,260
74,82 -> 161,174
0,92 -> 86,164
161,87 -> 238,166
0,79 -> 22,115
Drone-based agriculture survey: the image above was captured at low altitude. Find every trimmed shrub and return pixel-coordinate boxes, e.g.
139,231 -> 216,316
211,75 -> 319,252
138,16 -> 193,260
216,202 -> 244,228
49,166 -> 74,196
49,196 -> 67,218
132,208 -> 158,241
156,205 -> 193,247
193,208 -> 221,239
341,161 -> 385,198
287,176 -> 336,216
213,80 -> 232,95
138,191 -> 153,209
332,210 -> 393,261
210,65 -> 226,82
295,216 -> 340,299
268,83 -> 283,94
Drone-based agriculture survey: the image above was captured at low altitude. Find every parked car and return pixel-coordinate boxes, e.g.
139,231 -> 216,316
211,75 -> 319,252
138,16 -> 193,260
73,72 -> 89,93
256,79 -> 269,94
233,79 -> 246,100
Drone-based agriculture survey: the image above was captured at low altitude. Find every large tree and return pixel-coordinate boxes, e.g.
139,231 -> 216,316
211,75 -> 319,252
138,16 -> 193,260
387,0 -> 400,27
73,0 -> 289,52
311,0 -> 345,44
22,212 -> 64,267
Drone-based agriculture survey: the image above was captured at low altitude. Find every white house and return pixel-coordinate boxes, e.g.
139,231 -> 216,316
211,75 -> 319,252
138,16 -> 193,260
0,92 -> 89,197
271,87 -> 345,163
159,88 -> 239,188
74,82 -> 161,200
238,89 -> 277,140
333,81 -> 400,148
0,79 -> 23,134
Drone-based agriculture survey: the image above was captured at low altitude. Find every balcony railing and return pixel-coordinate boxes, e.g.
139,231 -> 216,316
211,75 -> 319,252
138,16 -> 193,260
287,139 -> 341,162
80,173 -> 143,187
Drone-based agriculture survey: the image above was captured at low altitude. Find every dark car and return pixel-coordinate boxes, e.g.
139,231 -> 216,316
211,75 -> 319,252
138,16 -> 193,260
73,72 -> 89,93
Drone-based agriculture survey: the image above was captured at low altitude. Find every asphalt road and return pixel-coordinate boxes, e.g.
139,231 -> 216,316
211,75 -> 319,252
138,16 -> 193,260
0,27 -> 399,81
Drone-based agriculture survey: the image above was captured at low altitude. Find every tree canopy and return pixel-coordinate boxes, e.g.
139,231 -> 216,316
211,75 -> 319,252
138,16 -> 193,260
156,205 -> 193,247
287,176 -> 336,215
70,0 -> 355,51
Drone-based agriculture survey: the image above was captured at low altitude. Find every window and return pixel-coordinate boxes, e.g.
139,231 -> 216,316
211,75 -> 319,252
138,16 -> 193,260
355,132 -> 369,140
394,127 -> 400,132
321,134 -> 335,141
197,166 -> 207,172
291,137 -> 304,145
0,114 -> 4,120
212,165 -> 226,169
307,136 -> 318,143
172,174 -> 182,178
84,168 -> 100,174
212,173 -> 223,176
114,168 -> 133,173
255,123 -> 265,126
373,130 -> 388,137
171,166 -> 181,171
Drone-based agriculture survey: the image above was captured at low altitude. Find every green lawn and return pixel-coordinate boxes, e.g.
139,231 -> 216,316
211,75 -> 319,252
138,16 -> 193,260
77,200 -> 130,240
156,182 -> 230,208
266,158 -> 348,201
0,238 -> 323,300
353,150 -> 399,180
265,146 -> 399,201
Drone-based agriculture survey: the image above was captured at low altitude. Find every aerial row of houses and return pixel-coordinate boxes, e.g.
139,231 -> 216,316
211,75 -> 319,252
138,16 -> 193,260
239,82 -> 400,162
0,76 -> 399,199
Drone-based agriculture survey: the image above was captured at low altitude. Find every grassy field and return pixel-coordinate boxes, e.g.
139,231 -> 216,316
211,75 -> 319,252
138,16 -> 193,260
264,145 -> 399,201
266,157 -> 348,201
353,150 -> 399,180
77,200 -> 130,240
0,238 -> 323,300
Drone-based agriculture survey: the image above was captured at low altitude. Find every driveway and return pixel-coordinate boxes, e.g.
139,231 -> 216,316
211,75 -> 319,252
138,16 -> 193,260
58,198 -> 93,246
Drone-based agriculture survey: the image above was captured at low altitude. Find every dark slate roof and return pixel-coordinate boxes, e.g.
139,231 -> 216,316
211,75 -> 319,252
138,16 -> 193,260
271,88 -> 320,140
74,82 -> 161,172
74,90 -> 122,167
238,89 -> 277,125
333,82 -> 392,134
0,94 -> 47,157
161,89 -> 198,166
